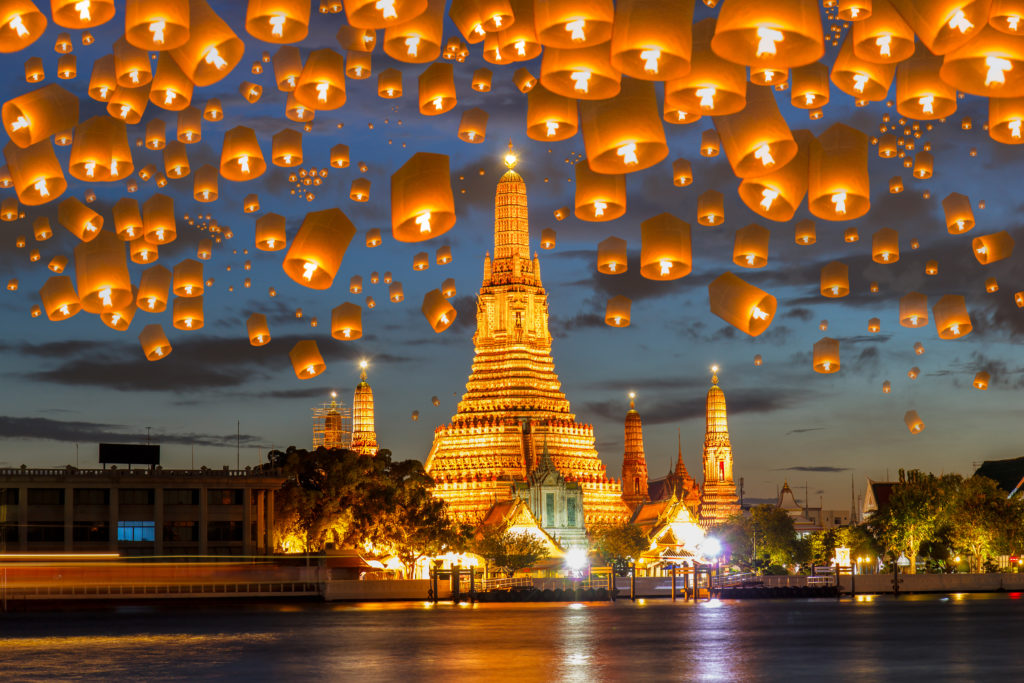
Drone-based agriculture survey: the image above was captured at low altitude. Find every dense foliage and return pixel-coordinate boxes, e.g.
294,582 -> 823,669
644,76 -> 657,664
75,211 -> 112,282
472,526 -> 550,577
589,523 -> 649,576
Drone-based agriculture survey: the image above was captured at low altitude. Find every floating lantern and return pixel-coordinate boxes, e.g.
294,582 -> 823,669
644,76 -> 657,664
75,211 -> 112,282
851,0 -> 914,63
350,275 -> 363,293
904,410 -> 924,434
526,85 -> 578,141
697,190 -> 724,226
197,238 -> 212,261
163,141 -> 191,179
272,128 -> 303,167
533,0 -> 613,49
417,62 -> 456,115
283,208 -> 356,289
610,0 -> 693,80
934,294 -> 972,338
125,0 -> 190,50
422,288 -> 456,332
972,231 -> 1015,264
733,223 -> 770,268
101,285 -> 139,331
330,144 -> 350,169
575,160 -> 626,221
442,278 -> 456,298
389,281 -> 404,302
540,228 -> 557,250
988,95 -> 1024,143
40,275 -> 80,321
172,259 -> 203,297
942,192 -> 975,233
146,119 -> 167,151
738,128 -> 812,221
580,77 -> 668,174
985,277 -> 1000,293
640,213 -> 691,280
925,260 -> 939,275
603,295 -> 632,327
472,67 -> 492,92
712,0 -> 825,69
271,45 -> 301,92
813,337 -> 841,374
896,43 -> 956,120
24,56 -> 44,83
295,49 -> 347,110
887,0 -> 986,54
143,193 -> 176,245
908,366 -> 920,380
205,98 -> 224,121
256,213 -> 286,251
391,152 -> 455,242
382,0 -> 443,63
436,245 -> 452,264
193,164 -> 219,202
672,158 -> 693,186
58,196 -> 102,242
914,341 -> 925,355
754,354 -> 763,366
540,42 -> 622,100
882,380 -> 891,393
831,32 -> 895,100
74,229 -> 131,314
708,272 -> 776,337
872,227 -> 900,263
791,61 -> 830,108
177,107 -> 202,144
666,18 -> 746,115
794,219 -> 816,244
3,84 -> 79,149
940,25 -> 1024,97
106,83 -> 150,126
889,176 -> 904,193
820,261 -> 850,298
289,340 -> 325,379
168,0 -> 244,87
869,317 -> 881,332
33,216 -> 51,241
130,238 -> 157,264
172,295 -> 204,330
413,251 -> 430,270
67,115 -> 132,182
378,68 -> 403,98
973,371 -> 990,390
219,126 -> 266,181
51,0 -> 114,28
331,302 -> 363,340
246,312 -> 271,347
458,107 -> 488,143
0,0 -> 47,53
899,291 -> 928,327
114,35 -> 153,88
365,228 -> 382,247
808,122 -> 870,221
913,151 -> 933,178
597,236 -> 628,274
350,177 -> 370,201
245,0 -> 310,43
844,227 -> 860,243
514,67 -> 537,92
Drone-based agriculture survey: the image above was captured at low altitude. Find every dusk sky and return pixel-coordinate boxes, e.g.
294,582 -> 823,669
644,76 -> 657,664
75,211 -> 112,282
1,2 -> 1022,511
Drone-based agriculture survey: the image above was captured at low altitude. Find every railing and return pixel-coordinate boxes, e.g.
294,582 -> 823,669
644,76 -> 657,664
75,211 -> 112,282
475,577 -> 533,592
713,572 -> 760,588
2,581 -> 319,600
0,467 -> 281,479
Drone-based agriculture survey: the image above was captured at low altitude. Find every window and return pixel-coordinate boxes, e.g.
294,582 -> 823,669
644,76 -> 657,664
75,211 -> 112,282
27,524 -> 63,543
1,488 -> 17,505
1,523 -> 17,544
634,478 -> 640,495
164,521 -> 198,542
208,489 -> 243,505
545,493 -> 555,527
74,488 -> 109,506
73,522 -> 109,542
119,489 -> 154,506
117,521 -> 155,542
164,489 -> 199,506
208,521 -> 243,542
28,488 -> 64,506
567,497 -> 577,527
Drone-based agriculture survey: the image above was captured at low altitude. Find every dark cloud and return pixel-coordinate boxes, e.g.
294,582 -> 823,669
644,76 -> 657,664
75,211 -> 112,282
777,466 -> 853,473
784,307 -> 814,322
786,427 -> 825,435
583,388 -> 802,425
0,416 -> 261,447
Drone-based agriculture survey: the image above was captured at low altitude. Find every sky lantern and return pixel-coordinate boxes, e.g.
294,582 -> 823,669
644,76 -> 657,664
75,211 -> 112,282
130,237 -> 157,264
74,229 -> 131,314
852,0 -> 914,63
150,53 -> 194,110
365,227 -> 382,247
389,281 -> 404,301
640,212 -> 691,280
383,0 -> 443,63
458,107 -> 488,142
243,193 -> 260,213
168,0 -> 244,87
985,276 -> 1000,293
203,98 -> 223,121
794,218 -> 816,244
597,236 -> 628,274
904,410 -> 924,434
838,0 -> 872,21
889,176 -> 904,193
125,0 -> 190,50
0,0 -> 47,53
448,0 -> 485,44
390,152 -> 455,241
667,18 -> 746,115
246,0 -> 310,43
413,251 -> 430,270
844,227 -> 860,243
1015,290 -> 1024,307
256,213 -> 286,251
702,130 -> 721,156
541,228 -> 557,249
610,0 -> 693,81
820,261 -> 850,298
711,0 -> 824,70
672,158 -> 693,187
987,95 -> 1024,142
88,55 -> 117,103
283,208 -> 356,289
534,0 -> 614,49
869,317 -> 881,332
831,33 -> 896,100
891,0 -> 989,55
942,192 -> 975,232
138,264 -> 170,313
377,68 -> 403,98
114,35 -> 153,87
899,291 -> 929,327
925,260 -> 939,275
348,0 -> 426,29
337,25 -> 376,52
791,61 -> 830,108
69,116 -> 132,181
514,67 -> 537,92
972,231 -> 1015,264
101,285 -> 138,331
913,151 -> 933,178
4,139 -> 65,205
164,141 -> 192,178
708,271 -> 777,336
991,0 -> 1024,35
146,119 -> 166,150
197,237 -> 212,260
112,197 -> 142,240
219,126 -> 266,181
330,143 -> 350,168
40,275 -> 80,321
494,1 -> 541,62
172,295 -> 204,330
540,42 -> 622,100
51,0 -> 114,28
177,107 -> 202,144
54,31 -> 72,52
896,44 -> 956,120
973,371 -> 991,390
733,223 -> 770,267
3,84 -> 78,148
350,177 -> 370,201
58,196 -> 102,241
813,337 -> 841,373
24,56 -> 44,82
940,25 -> 1024,97
247,312 -> 271,346
580,77 -> 668,174
872,227 -> 900,263
272,45 -> 301,91
295,49 -> 347,110
350,275 -> 363,293
331,302 -> 363,340
56,53 -> 75,79
526,84 -> 577,141
172,259 -> 204,297
808,122 -> 870,221
106,83 -> 151,125
738,128 -> 812,222
603,295 -> 632,327
914,341 -> 925,355
422,288 -> 456,332
193,164 -> 219,202
417,62 -> 456,114
289,339 -> 325,379
435,245 -> 452,264
471,67 -> 492,91
0,196 -> 18,220
441,277 -> 456,298
574,159 -> 626,221
934,294 -> 973,338
143,193 -> 176,245
697,189 -> 724,225
33,215 -> 51,241
754,354 -> 763,366
271,128 -> 303,167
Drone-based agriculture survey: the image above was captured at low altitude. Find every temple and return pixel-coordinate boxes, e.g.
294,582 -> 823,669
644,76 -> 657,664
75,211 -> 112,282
426,148 -> 629,526
350,360 -> 378,456
698,367 -> 741,528
621,393 -> 649,512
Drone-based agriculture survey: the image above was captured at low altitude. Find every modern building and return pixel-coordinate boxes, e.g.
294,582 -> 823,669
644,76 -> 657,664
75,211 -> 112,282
0,465 -> 285,556
426,151 -> 629,526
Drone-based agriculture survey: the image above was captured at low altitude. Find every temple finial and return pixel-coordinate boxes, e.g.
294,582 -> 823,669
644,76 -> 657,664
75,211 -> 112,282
504,139 -> 517,169
359,358 -> 368,381
628,391 -> 636,410
711,364 -> 719,385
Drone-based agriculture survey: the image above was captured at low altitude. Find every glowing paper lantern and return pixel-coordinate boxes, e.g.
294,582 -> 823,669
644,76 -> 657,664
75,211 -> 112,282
68,115 -> 132,182
24,56 -> 44,82
791,61 -> 830,108
3,139 -> 65,205
813,337 -> 840,373
899,291 -> 929,327
869,317 -> 881,332
283,208 -> 356,289
925,260 -> 938,275
844,227 -> 860,243
597,236 -> 628,274
604,295 -> 631,327
365,228 -> 382,247
51,0 -> 113,28
733,223 -> 770,268
896,44 -> 956,119
391,152 -> 455,241
168,0 -> 244,87
441,278 -> 456,298
145,119 -> 167,151
831,32 -> 896,100
533,0 -> 613,49
697,190 -> 724,226
972,231 -> 1015,264
350,177 -> 370,201
514,67 -> 537,92
985,276 -> 1000,293
58,196 -> 102,242
872,227 -> 900,263
666,18 -> 746,115
934,294 -> 972,338
417,62 -> 456,115
114,35 -> 153,88
703,129 -> 722,157
436,245 -> 452,264
193,164 -> 219,202
672,158 -> 693,187
711,0 -> 824,70
471,67 -> 492,92
106,83 -> 151,125
126,0 -> 190,50
219,126 -> 266,181
913,151 -> 933,178
634,213 -> 690,281
378,68 -> 403,97
708,272 -> 776,337
941,25 -> 1024,97
56,54 -> 75,79
942,192 -> 975,233
271,128 -> 303,167
33,216 -> 51,241
889,176 -> 904,193
4,85 -> 80,152
526,84 -> 578,141
382,0 -> 443,63
852,0 -> 914,63
540,42 -> 622,100
808,123 -> 870,221
204,98 -> 223,122
610,0 -> 693,80
172,259 -> 204,298
887,0 -> 987,55
494,0 -> 541,62
821,261 -> 850,298
176,107 -> 202,144
738,128 -> 812,221
580,77 -> 668,174
74,229 -> 131,314
138,264 -> 170,313
143,193 -> 176,245
458,107 -> 488,143
795,219 -> 816,244
422,288 -> 456,332
254,213 -> 285,252
295,49 -> 347,110
246,0 -> 310,43
389,282 -> 404,302
349,275 -> 363,294
0,0 -> 47,53
101,285 -> 139,331
40,275 -> 80,321
574,160 -> 626,221
112,197 -> 142,240
172,295 -> 204,331
541,228 -> 557,249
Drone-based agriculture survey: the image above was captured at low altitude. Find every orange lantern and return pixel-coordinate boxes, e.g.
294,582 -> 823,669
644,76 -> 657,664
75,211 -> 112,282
413,251 -> 430,271
712,0 -> 825,70
40,275 -> 80,321
58,196 -> 102,241
107,83 -> 151,125
708,271 -> 777,337
597,236 -> 628,274
791,61 -> 830,108
172,259 -> 203,297
494,0 -> 541,61
295,49 -> 347,110
382,0 -> 443,63
126,0 -> 190,50
56,54 -> 76,79
442,277 -> 456,298
844,227 -> 860,243
795,219 -> 816,244
145,119 -> 167,151
193,164 -> 219,202
246,313 -> 271,347
271,45 -> 301,91
899,291 -> 929,327
888,0 -> 987,54
697,190 -> 725,226
3,139 -> 66,206
143,193 -> 176,245
272,128 -> 303,167
391,152 -> 455,241
196,237 -> 212,261
240,80 -> 263,104
283,208 -> 356,289
934,294 -> 972,338
87,55 -> 117,104
51,0 -> 114,28
904,410 -> 924,434
246,0 -> 310,43
458,107 -> 488,143
526,84 -> 578,141
541,228 -> 557,249
973,371 -> 990,390
203,98 -> 223,122
754,354 -> 763,366
514,67 -> 537,92
604,295 -> 632,327
472,67 -> 492,91
869,317 -> 881,332
350,275 -> 363,293
74,229 -> 131,314
610,0 -> 693,80
985,276 -> 1000,293
366,228 -> 382,247
130,237 -> 158,264
925,260 -> 939,275
350,177 -> 370,201
831,32 -> 895,100
808,122 -> 870,221
436,245 -> 452,264
0,0 -> 47,53
330,143 -> 350,169
872,227 -> 900,263
33,215 -> 51,241
24,56 -> 44,82
820,261 -> 850,298
417,62 -> 456,115
68,115 -> 132,182
422,288 -> 456,332
988,94 -> 1024,143
176,107 -> 202,144
331,302 -> 363,340
941,24 -> 1024,97
138,264 -> 170,313
889,176 -> 904,193
172,295 -> 204,330
666,18 -> 746,115
575,160 -> 626,221
389,281 -> 404,302
533,0 -> 613,49
540,42 -> 622,100
137,324 -> 171,361
640,213 -> 691,280
3,84 -> 78,149
1015,290 -> 1024,307
852,0 -> 914,63
112,197 -> 142,240
255,213 -> 286,251
378,68 -> 403,98
700,129 -> 721,158
973,231 -> 1015,264
942,192 -> 974,233
914,341 -> 925,355
733,223 -> 770,267
813,337 -> 841,373
114,35 -> 153,87
738,128 -> 812,221
219,126 -> 266,181
168,0 -> 244,87
101,285 -> 139,331
580,77 -> 668,174
163,141 -> 190,179
896,43 -> 956,119
913,151 -> 933,178
672,158 -> 693,186
337,25 -> 377,52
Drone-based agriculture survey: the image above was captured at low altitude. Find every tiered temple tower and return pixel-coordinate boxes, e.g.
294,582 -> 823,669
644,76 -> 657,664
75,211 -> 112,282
426,148 -> 629,526
621,393 -> 649,512
350,360 -> 378,456
698,367 -> 741,528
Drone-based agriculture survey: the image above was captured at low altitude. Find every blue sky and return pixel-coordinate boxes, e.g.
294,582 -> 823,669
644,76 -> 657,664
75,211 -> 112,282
0,3 -> 1022,511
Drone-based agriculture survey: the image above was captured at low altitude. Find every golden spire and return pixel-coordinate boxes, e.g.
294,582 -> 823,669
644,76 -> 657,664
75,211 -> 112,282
359,358 -> 368,382
504,138 -> 517,169
711,364 -> 719,385
628,391 -> 636,411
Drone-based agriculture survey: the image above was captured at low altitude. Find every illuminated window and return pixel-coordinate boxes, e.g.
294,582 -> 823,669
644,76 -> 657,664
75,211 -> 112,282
117,521 -> 155,542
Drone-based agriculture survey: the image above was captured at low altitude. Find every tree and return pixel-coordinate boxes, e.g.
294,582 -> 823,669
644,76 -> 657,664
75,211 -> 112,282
589,523 -> 648,576
865,469 -> 949,573
473,527 -> 550,577
944,475 -> 1024,572
808,525 -> 879,568
711,505 -> 799,573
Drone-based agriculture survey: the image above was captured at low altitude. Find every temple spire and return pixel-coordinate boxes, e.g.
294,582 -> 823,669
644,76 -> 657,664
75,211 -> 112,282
351,360 -> 378,456
699,366 -> 740,528
621,392 -> 649,512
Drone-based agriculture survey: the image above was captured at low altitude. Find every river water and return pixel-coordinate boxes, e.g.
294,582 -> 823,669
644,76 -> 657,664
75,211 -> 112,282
1,595 -> 1022,681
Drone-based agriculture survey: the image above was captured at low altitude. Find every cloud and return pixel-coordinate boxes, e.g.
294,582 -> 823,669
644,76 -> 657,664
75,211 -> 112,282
0,416 -> 261,447
583,388 -> 802,425
786,427 -> 825,435
777,465 -> 853,472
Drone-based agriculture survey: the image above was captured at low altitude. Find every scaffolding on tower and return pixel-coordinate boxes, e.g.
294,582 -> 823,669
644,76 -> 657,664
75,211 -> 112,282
312,394 -> 352,450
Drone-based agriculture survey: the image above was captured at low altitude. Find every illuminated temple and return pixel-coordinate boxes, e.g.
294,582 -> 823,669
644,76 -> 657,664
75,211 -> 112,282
350,361 -> 378,456
698,369 -> 741,528
426,152 -> 630,526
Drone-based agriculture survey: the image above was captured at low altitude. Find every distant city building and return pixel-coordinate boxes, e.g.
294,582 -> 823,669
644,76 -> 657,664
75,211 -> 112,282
350,361 -> 379,456
777,482 -> 856,534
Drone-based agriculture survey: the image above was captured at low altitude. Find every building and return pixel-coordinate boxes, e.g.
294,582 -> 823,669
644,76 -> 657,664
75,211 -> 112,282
511,441 -> 587,551
630,495 -> 705,573
862,477 -> 898,521
621,393 -> 649,512
698,368 -> 741,528
426,150 -> 629,526
0,466 -> 284,556
312,394 -> 351,450
646,434 -> 702,514
350,360 -> 379,456
974,456 -> 1024,497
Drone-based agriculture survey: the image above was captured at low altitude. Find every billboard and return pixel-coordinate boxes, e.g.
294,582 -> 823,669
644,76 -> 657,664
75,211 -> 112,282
98,443 -> 160,466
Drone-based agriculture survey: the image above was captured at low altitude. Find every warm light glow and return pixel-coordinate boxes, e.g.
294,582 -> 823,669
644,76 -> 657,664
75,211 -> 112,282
10,115 -> 29,131
269,14 -> 286,37
238,155 -> 251,174
745,254 -> 756,266
118,105 -> 131,119
1009,15 -> 1021,31
831,191 -> 848,214
985,56 -> 1012,88
756,26 -> 784,58
571,70 -> 591,93
760,188 -> 779,211
164,89 -> 177,105
566,19 -> 586,42
416,210 -> 432,234
129,69 -> 140,84
98,287 -> 112,308
754,143 -> 775,167
947,9 -> 973,33
909,315 -> 918,325
545,121 -> 559,137
99,86 -> 109,99
617,142 -> 638,166
302,261 -> 318,281
515,40 -> 526,57
659,260 -> 672,275
696,87 -> 716,109
593,201 -> 607,217
9,14 -> 28,37
405,35 -> 420,57
316,82 -> 330,103
641,48 -> 661,74
147,297 -> 156,310
852,73 -> 869,93
375,0 -> 397,20
949,323 -> 960,335
149,19 -> 166,44
876,34 -> 891,57
204,47 -> 228,70
919,95 -> 934,114
84,161 -> 96,178
804,92 -> 815,106
438,313 -> 449,324
432,96 -> 443,110
75,0 -> 92,22
360,359 -> 368,369
750,306 -> 769,320
607,261 -> 617,272
1010,119 -> 1022,138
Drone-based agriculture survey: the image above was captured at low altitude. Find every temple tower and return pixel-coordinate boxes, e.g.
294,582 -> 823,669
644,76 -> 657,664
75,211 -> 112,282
350,360 -> 378,456
621,393 -> 649,512
698,366 -> 741,528
426,146 -> 629,526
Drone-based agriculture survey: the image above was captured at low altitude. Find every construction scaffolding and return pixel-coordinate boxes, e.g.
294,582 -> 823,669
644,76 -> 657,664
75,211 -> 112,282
312,395 -> 352,450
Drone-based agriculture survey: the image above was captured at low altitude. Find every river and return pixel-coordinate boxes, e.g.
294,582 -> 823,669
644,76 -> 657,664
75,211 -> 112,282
1,594 -> 1022,681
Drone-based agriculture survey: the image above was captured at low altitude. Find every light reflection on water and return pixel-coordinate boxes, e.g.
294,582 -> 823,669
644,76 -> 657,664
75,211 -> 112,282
0,596 -> 1022,681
